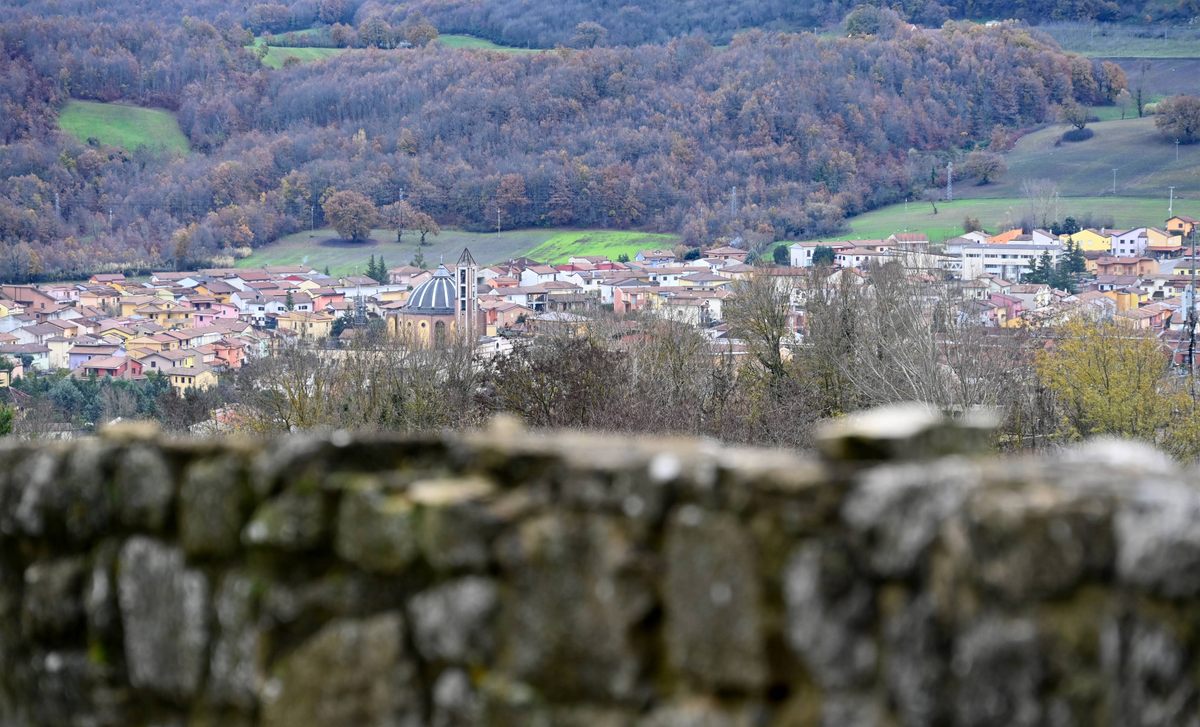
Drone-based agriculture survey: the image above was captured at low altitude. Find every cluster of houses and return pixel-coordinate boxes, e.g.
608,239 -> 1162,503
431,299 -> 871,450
3,215 -> 1199,399
788,215 -> 1200,334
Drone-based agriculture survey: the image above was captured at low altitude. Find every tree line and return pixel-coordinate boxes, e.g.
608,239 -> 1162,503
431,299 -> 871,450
0,9 -> 1125,279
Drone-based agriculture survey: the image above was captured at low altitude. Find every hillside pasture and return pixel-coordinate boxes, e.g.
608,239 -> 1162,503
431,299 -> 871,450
523,230 -> 680,263
824,197 -> 1200,244
962,117 -> 1200,201
437,34 -> 543,52
238,227 -> 670,276
1048,22 -> 1200,58
58,100 -> 189,154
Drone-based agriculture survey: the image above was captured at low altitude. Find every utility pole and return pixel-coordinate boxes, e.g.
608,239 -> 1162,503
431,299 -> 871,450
1177,139 -> 1181,162
1170,186 -> 1176,216
946,162 -> 953,202
496,205 -> 501,234
730,186 -> 738,219
1111,168 -> 1117,196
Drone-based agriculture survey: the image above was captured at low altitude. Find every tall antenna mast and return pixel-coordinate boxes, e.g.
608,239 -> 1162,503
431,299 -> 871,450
946,162 -> 953,202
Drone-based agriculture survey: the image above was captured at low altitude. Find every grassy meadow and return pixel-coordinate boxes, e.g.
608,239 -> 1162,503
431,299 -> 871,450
823,196 -> 1200,244
239,227 -> 675,276
437,34 -> 542,52
58,100 -> 189,154
961,117 -> 1200,200
1048,22 -> 1200,58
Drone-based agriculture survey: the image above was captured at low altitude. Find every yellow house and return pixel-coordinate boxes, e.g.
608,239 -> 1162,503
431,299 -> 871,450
164,365 -> 218,395
1061,229 -> 1110,252
274,311 -> 334,340
1167,215 -> 1198,238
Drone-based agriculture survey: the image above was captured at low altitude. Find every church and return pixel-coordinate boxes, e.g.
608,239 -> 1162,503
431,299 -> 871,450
387,248 -> 481,345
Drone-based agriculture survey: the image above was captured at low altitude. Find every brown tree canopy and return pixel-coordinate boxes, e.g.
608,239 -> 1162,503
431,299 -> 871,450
1156,95 -> 1200,145
322,190 -> 378,241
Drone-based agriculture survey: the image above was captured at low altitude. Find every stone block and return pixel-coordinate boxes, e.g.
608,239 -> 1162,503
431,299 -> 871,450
497,512 -> 652,702
334,486 -> 418,573
117,537 -> 209,700
179,456 -> 251,558
243,488 -> 327,550
408,576 -> 497,665
22,557 -> 87,639
113,445 -> 174,532
208,571 -> 263,709
411,477 -> 498,571
664,505 -> 766,692
259,611 -> 421,727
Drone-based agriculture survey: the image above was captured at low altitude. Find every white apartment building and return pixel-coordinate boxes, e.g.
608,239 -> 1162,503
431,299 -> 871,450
959,242 -> 1063,281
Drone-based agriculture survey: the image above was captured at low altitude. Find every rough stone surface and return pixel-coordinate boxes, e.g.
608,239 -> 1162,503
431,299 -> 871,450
497,512 -> 652,701
783,541 -> 876,690
409,576 -> 498,664
410,477 -> 498,571
962,481 -> 1115,602
22,557 -> 87,639
334,486 -> 418,573
179,455 -> 250,557
843,459 -> 980,577
259,611 -> 421,727
117,537 -> 209,700
1115,483 -> 1200,599
1,418 -> 1200,726
208,571 -> 263,709
243,488 -> 327,550
664,505 -> 766,691
953,617 -> 1044,727
113,445 -> 174,531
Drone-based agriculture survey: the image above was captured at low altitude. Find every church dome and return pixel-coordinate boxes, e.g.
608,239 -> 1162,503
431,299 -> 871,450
404,265 -> 456,315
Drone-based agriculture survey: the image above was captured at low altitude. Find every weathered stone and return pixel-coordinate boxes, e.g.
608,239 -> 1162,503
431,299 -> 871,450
664,505 -> 766,691
783,542 -> 876,690
817,403 -> 997,462
61,439 -> 116,541
881,590 -> 945,727
113,445 -> 174,532
842,459 -> 980,578
260,611 -> 421,727
497,512 -> 653,702
953,617 -> 1043,727
411,477 -> 498,571
22,557 -> 87,639
408,577 -> 497,665
9,449 -> 62,537
243,488 -> 327,550
84,540 -> 119,640
962,482 -> 1114,602
641,699 -> 757,727
117,537 -> 209,700
207,571 -> 262,709
431,668 -> 483,727
1102,606 -> 1200,727
179,456 -> 251,557
1115,482 -> 1200,599
23,650 -> 107,727
334,487 -> 418,573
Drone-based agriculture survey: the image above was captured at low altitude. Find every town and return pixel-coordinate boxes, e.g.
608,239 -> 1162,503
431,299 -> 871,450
2,211 -> 1198,436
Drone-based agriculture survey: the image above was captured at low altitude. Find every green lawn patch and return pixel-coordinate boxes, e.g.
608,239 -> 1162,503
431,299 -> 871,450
58,100 -> 188,154
523,230 -> 680,263
437,34 -> 543,52
238,227 -> 631,277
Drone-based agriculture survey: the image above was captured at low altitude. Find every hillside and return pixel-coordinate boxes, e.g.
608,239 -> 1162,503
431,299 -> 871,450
57,100 -> 189,154
961,117 -> 1200,202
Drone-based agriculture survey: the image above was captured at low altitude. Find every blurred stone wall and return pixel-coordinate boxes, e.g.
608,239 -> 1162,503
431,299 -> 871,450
1,409 -> 1198,727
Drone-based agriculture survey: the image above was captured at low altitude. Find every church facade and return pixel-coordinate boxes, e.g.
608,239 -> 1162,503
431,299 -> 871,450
387,248 -> 481,345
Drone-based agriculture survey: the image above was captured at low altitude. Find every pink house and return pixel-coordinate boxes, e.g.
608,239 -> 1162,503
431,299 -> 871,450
988,293 -> 1024,324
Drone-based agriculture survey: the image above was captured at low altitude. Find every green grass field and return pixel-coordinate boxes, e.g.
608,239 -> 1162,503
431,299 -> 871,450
823,196 -> 1200,244
1048,22 -> 1200,58
259,45 -> 347,68
524,230 -> 680,263
58,100 -> 189,154
239,227 -> 673,276
963,116 -> 1200,200
437,34 -> 542,52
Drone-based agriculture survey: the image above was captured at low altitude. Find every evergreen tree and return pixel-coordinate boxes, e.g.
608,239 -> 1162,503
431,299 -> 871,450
1064,239 -> 1087,275
285,290 -> 295,310
367,254 -> 377,281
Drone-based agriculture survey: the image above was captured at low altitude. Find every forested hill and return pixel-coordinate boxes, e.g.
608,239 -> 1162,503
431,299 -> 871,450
1,14 -> 1123,279
10,0 -> 1195,48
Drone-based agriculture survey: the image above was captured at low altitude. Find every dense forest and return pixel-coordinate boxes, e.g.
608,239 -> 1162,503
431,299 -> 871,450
1,5 -> 1126,279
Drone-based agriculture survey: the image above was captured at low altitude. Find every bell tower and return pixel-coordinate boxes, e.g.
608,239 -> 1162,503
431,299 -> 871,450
456,247 -> 478,337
